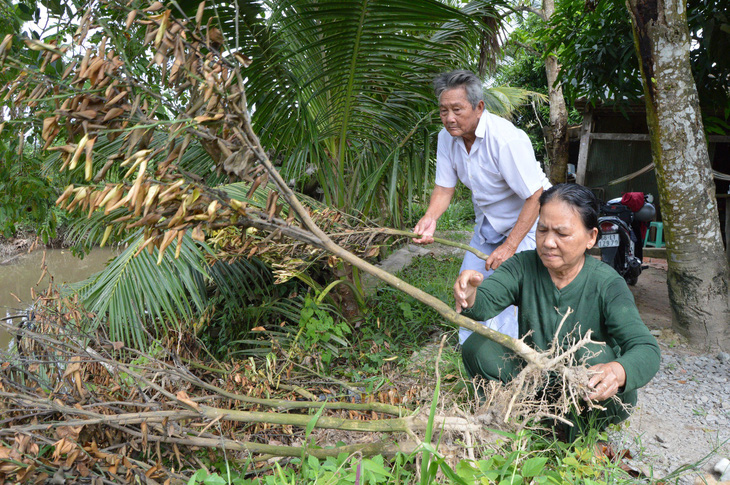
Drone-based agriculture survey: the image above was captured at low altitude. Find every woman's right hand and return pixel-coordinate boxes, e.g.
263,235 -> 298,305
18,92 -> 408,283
454,270 -> 484,313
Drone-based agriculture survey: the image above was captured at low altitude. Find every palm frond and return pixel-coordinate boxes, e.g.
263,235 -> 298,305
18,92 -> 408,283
71,230 -> 211,347
484,86 -> 548,118
240,0 -> 502,213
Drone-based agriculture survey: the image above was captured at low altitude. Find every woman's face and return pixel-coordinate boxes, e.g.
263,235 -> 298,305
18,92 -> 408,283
536,199 -> 598,276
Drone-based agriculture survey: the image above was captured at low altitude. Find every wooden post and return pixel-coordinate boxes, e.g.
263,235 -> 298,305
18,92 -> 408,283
576,108 -> 593,185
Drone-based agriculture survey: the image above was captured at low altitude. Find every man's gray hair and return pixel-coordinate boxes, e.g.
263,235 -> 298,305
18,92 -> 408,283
433,70 -> 483,108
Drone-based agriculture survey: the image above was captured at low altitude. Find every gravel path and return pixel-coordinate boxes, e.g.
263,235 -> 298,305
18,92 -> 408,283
613,341 -> 730,483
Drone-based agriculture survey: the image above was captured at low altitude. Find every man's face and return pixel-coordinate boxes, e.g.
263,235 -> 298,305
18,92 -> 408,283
439,87 -> 484,139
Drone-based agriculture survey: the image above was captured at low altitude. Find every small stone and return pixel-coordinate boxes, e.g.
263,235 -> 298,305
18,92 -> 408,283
655,434 -> 666,443
650,329 -> 662,336
715,458 -> 730,476
717,352 -> 730,364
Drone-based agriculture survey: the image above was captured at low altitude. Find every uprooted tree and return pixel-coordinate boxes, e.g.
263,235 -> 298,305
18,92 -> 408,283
0,1 -> 603,481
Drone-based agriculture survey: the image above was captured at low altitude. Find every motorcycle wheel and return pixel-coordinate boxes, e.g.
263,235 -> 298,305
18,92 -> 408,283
626,275 -> 638,286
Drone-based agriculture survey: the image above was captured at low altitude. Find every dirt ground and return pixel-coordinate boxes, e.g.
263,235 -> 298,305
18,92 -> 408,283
629,258 -> 672,331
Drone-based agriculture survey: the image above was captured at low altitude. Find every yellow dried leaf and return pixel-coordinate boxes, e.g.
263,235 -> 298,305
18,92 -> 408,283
174,229 -> 184,259
55,184 -> 75,206
176,390 -> 199,410
100,225 -> 113,247
24,38 -> 63,54
0,34 -> 13,57
68,134 -> 88,170
193,113 -> 224,123
84,137 -> 96,181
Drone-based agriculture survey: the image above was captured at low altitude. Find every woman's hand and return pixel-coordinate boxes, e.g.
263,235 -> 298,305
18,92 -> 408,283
453,270 -> 484,313
586,362 -> 626,402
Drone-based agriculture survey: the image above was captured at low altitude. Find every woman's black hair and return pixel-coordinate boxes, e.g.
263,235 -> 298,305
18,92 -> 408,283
538,183 -> 600,232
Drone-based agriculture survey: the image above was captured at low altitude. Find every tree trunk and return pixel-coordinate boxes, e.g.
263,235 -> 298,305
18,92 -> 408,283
543,0 -> 570,184
627,0 -> 730,350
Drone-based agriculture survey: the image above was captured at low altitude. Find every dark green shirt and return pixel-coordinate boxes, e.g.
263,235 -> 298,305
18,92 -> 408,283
463,251 -> 660,394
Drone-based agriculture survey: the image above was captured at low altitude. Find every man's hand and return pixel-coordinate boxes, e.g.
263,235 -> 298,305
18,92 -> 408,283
453,270 -> 484,313
586,362 -> 626,402
485,241 -> 518,270
413,215 -> 437,244
413,185 -> 454,244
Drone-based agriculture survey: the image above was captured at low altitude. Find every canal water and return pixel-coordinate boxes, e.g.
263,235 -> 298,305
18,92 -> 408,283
0,248 -> 117,349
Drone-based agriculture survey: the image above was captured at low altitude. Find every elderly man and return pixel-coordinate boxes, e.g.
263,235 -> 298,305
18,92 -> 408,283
413,70 -> 550,343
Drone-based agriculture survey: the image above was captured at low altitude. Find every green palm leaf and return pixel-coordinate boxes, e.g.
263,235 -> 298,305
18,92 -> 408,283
72,230 -> 211,347
483,86 -> 547,118
240,0 -> 501,212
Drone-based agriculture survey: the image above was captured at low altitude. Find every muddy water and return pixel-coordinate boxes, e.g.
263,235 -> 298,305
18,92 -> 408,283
0,248 -> 117,349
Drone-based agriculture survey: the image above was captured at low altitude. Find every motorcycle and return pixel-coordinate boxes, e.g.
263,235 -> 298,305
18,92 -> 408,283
597,193 -> 656,286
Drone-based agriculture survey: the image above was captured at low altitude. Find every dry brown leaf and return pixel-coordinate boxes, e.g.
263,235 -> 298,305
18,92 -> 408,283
191,225 -> 205,242
126,10 -> 137,30
72,109 -> 98,120
0,445 -> 15,460
14,434 -> 38,456
146,1 -> 165,12
102,107 -> 125,122
208,27 -> 224,45
62,357 -> 82,379
176,390 -> 199,410
55,425 -> 84,441
233,53 -> 252,68
42,116 -> 59,141
76,461 -> 91,478
51,438 -> 78,462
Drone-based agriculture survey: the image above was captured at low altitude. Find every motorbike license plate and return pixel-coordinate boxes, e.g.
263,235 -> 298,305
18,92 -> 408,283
598,234 -> 619,248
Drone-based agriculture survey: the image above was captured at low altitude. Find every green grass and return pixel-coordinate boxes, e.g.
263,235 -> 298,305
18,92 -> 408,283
404,184 -> 475,232
351,254 -> 463,374
186,426 -> 654,485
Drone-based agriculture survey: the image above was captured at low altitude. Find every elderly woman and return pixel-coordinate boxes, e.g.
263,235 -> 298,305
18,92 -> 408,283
455,183 -> 660,439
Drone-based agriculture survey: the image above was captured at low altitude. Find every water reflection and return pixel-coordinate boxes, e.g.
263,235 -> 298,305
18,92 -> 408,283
0,248 -> 118,348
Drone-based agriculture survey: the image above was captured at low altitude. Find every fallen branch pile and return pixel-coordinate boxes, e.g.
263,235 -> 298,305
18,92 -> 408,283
0,288 -> 603,484
0,292 -> 499,484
